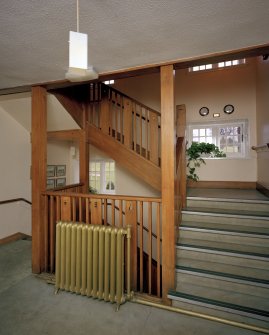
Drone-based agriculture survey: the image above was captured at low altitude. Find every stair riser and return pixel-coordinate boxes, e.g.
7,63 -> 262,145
171,299 -> 269,328
187,199 -> 269,212
176,272 -> 269,298
177,249 -> 269,270
182,213 -> 269,227
179,230 -> 269,247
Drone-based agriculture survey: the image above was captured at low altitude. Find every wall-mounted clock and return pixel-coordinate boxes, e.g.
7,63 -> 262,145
224,104 -> 234,114
199,107 -> 209,116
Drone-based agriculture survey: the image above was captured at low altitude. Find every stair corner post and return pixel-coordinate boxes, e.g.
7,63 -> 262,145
160,65 -> 176,305
31,85 -> 47,273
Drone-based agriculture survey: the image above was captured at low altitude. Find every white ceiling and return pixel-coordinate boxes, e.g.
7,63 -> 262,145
0,0 -> 269,91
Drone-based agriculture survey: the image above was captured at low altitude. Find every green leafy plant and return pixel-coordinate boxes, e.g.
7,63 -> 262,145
186,142 -> 226,181
89,185 -> 98,194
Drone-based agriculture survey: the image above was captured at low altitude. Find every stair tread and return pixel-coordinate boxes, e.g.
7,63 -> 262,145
168,288 -> 269,318
187,196 -> 269,204
176,264 -> 269,285
180,221 -> 269,236
177,258 -> 269,280
177,238 -> 269,257
183,206 -> 269,218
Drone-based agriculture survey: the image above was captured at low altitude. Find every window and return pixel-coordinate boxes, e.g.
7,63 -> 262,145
189,59 -> 245,72
89,160 -> 115,194
103,79 -> 115,85
188,120 -> 248,158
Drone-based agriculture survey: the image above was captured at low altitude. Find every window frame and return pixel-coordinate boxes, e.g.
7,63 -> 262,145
89,160 -> 116,194
187,119 -> 249,159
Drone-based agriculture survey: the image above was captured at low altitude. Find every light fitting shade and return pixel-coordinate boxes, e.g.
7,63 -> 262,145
69,31 -> 88,69
66,31 -> 98,82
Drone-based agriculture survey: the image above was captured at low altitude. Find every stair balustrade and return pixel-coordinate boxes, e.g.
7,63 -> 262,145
87,83 -> 161,167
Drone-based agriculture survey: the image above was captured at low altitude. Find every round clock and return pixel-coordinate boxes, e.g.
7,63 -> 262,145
199,107 -> 209,116
224,104 -> 234,114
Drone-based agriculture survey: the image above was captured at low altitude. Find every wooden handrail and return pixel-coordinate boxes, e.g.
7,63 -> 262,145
0,198 -> 32,206
104,83 -> 161,117
44,191 -> 162,203
51,183 -> 84,192
251,143 -> 269,151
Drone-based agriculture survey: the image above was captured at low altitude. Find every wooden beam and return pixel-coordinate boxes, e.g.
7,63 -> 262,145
52,90 -> 84,128
160,65 -> 175,304
31,86 -> 47,273
47,129 -> 82,141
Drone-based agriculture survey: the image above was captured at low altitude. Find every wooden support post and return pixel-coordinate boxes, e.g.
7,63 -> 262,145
32,86 -> 47,273
176,105 -> 187,209
123,98 -> 133,149
125,200 -> 137,291
160,65 -> 175,304
79,105 -> 89,194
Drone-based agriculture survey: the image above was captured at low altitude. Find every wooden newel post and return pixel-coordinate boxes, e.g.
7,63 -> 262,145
32,86 -> 47,273
161,65 -> 176,304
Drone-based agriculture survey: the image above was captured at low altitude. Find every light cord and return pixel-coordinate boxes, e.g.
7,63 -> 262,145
77,0 -> 79,32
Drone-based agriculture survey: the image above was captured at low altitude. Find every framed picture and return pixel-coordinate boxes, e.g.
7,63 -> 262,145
56,165 -> 66,177
47,165 -> 56,178
56,178 -> 66,187
46,179 -> 55,190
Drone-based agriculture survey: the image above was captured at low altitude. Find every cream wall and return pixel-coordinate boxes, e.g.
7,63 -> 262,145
90,145 -> 159,197
114,59 -> 258,182
0,107 -> 31,238
176,59 -> 257,181
256,57 -> 269,189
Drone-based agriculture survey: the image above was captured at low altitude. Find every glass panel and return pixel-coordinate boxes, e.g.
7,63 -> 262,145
226,61 -> 232,66
200,137 -> 205,142
193,129 -> 199,136
207,137 -> 212,143
206,128 -> 212,136
200,129 -> 205,136
200,65 -> 206,71
206,64 -> 212,69
193,137 -> 199,142
193,66 -> 199,72
220,128 -> 225,135
218,62 -> 225,68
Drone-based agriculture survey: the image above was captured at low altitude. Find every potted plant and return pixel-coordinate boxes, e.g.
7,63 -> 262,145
186,142 -> 226,181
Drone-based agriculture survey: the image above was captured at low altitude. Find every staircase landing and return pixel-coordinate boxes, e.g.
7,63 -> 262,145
187,188 -> 269,201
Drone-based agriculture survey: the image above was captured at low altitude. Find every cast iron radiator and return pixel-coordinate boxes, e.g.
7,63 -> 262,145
55,222 -> 131,309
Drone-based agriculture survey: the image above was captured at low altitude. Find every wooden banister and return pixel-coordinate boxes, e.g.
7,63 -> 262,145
0,198 -> 32,206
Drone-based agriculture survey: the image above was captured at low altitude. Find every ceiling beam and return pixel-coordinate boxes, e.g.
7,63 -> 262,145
1,42 -> 269,96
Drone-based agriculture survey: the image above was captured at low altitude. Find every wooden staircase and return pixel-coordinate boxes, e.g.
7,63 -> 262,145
169,193 -> 269,328
51,83 -> 161,191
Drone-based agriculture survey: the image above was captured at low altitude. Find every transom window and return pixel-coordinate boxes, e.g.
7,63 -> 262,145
188,120 -> 248,158
189,59 -> 246,72
89,160 -> 115,194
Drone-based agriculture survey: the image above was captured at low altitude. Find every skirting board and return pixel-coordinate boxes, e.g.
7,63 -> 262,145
0,232 -> 31,245
256,182 -> 269,198
187,181 -> 256,189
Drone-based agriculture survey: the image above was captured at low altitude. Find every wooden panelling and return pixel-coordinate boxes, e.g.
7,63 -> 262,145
47,129 -> 82,141
32,86 -> 47,273
79,107 -> 89,194
160,65 -> 175,305
88,124 -> 161,191
100,96 -> 110,135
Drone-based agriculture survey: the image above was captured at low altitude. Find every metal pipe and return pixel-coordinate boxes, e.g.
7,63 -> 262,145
132,298 -> 269,334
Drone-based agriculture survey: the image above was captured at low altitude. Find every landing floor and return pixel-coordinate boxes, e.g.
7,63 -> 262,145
0,240 -> 264,335
187,188 -> 269,201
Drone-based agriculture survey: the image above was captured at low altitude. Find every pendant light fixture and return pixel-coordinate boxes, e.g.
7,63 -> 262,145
65,0 -> 98,82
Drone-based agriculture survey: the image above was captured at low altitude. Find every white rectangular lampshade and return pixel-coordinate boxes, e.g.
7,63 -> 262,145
69,31 -> 88,69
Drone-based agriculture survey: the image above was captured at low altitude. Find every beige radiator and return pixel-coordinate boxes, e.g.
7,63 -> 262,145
55,222 -> 131,309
